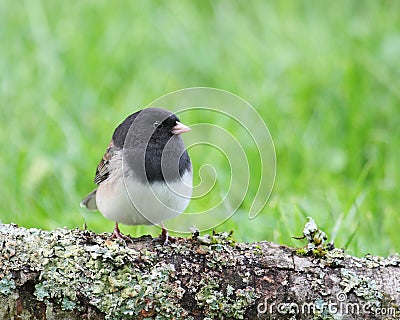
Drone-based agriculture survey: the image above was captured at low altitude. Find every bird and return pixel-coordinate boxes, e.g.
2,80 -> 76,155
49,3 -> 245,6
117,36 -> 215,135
80,108 -> 192,243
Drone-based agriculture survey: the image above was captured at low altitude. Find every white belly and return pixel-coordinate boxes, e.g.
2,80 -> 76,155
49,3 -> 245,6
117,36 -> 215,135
96,170 -> 192,226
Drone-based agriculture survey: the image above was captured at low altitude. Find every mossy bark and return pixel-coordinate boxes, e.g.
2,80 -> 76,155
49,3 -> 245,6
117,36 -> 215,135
0,224 -> 399,320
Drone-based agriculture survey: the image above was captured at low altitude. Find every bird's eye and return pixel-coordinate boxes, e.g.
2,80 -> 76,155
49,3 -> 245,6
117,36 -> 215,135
153,121 -> 162,128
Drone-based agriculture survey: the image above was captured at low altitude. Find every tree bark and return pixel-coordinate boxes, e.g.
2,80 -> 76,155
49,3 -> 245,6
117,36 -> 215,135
0,223 -> 399,320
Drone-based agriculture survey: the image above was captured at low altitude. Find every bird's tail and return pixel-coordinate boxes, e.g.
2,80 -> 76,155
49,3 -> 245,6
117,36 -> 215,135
80,189 -> 98,211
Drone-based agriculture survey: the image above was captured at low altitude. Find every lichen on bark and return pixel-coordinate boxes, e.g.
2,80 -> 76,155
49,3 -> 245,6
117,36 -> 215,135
0,223 -> 399,320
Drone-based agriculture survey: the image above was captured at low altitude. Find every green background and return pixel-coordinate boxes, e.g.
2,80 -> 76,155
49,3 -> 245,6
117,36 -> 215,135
1,1 -> 399,256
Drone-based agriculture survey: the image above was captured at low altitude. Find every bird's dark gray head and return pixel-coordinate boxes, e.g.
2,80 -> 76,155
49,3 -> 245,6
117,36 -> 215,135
116,108 -> 192,183
135,108 -> 179,138
112,108 -> 190,148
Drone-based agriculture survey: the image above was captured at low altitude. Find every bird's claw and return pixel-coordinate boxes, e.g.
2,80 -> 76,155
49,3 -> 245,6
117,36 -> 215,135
108,223 -> 133,244
153,227 -> 176,245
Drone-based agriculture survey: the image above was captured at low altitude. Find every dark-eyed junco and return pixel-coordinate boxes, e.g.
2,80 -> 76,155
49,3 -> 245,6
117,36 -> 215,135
81,108 -> 192,243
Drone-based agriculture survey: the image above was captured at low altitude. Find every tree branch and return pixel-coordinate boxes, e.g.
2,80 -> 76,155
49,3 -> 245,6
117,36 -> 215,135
0,224 -> 399,319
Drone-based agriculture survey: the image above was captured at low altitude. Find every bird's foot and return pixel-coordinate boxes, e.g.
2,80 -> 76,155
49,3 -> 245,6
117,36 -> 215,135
153,226 -> 176,245
108,223 -> 132,244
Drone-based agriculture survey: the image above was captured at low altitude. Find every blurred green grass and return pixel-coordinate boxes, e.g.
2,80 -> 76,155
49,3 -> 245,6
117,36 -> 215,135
1,0 -> 399,256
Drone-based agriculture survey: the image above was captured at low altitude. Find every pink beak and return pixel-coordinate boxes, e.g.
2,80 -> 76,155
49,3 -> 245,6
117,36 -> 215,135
172,121 -> 191,135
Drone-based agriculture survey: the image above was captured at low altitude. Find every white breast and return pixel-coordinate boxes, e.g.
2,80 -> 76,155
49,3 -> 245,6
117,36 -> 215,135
95,168 -> 192,226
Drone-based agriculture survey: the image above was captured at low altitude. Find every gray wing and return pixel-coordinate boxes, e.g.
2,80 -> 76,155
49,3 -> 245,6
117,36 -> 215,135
94,140 -> 115,185
80,140 -> 116,211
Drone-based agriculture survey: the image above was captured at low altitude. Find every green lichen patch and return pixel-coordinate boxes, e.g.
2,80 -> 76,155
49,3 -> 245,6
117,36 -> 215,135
323,248 -> 347,267
0,274 -> 16,295
340,269 -> 383,307
194,230 -> 236,247
362,254 -> 383,269
195,277 -> 257,319
383,254 -> 400,267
